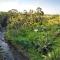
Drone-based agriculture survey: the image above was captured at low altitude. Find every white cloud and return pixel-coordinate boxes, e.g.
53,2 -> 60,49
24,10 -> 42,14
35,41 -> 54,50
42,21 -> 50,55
0,0 -> 39,12
0,0 -> 59,14
0,0 -> 17,2
0,2 -> 18,11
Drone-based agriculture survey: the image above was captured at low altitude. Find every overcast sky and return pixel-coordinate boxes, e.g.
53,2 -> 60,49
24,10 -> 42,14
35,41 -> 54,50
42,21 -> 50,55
0,0 -> 60,14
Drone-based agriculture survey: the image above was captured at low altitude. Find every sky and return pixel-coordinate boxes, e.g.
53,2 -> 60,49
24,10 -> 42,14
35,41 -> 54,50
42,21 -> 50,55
0,0 -> 60,14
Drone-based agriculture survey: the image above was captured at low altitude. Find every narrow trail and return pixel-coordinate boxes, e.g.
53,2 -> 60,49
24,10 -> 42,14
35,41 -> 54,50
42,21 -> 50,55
0,31 -> 28,60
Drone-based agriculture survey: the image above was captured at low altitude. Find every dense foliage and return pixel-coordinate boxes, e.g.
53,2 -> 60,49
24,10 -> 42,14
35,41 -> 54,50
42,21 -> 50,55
0,7 -> 60,60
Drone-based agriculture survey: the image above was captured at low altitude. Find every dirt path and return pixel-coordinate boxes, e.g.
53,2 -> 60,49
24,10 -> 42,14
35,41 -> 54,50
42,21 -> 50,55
0,31 -> 29,60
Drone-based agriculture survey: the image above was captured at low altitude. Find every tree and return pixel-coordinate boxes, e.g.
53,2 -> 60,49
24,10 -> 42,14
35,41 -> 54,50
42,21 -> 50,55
29,9 -> 33,14
36,7 -> 42,13
23,10 -> 27,15
36,7 -> 44,15
8,9 -> 18,13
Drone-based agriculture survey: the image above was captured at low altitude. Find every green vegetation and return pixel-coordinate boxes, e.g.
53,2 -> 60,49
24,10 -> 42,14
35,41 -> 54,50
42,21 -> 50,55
0,7 -> 60,60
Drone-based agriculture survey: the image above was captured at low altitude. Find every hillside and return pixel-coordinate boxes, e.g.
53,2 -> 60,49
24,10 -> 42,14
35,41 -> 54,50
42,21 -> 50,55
0,9 -> 60,60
